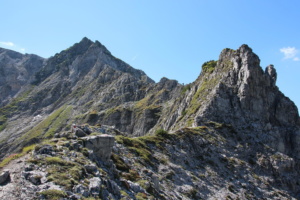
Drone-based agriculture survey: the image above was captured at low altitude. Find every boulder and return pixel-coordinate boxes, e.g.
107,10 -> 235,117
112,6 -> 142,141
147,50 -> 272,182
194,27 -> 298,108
23,171 -> 45,185
84,164 -> 99,175
75,128 -> 88,137
127,180 -> 145,193
82,126 -> 92,135
120,179 -> 130,190
105,180 -> 121,196
82,135 -> 115,161
0,171 -> 10,185
73,184 -> 89,197
35,144 -> 54,155
89,177 -> 102,197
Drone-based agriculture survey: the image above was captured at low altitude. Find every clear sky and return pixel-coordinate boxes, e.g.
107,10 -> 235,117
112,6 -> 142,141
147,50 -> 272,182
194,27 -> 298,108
1,0 -> 299,111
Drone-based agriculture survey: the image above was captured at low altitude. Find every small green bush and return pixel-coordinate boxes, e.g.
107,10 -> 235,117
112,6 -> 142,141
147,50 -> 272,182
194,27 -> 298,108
202,60 -> 217,73
135,192 -> 148,200
45,157 -> 70,166
122,169 -> 140,181
111,153 -> 130,172
155,129 -> 169,138
181,84 -> 191,94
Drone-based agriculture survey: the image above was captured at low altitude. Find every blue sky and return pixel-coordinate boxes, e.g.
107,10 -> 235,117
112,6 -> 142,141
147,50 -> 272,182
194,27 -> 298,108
1,0 -> 299,111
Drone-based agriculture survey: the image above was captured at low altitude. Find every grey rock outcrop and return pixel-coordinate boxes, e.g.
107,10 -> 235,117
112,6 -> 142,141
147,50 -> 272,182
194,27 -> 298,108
34,144 -> 54,155
23,171 -> 46,185
156,44 -> 300,158
265,64 -> 277,86
192,45 -> 300,157
82,135 -> 115,161
75,128 -> 87,137
84,164 -> 99,175
128,180 -> 146,193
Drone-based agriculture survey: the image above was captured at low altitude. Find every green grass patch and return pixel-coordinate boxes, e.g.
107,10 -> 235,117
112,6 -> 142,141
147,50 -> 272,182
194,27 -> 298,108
134,91 -> 162,116
116,136 -> 153,164
111,153 -> 130,172
154,129 -> 171,139
39,189 -> 67,199
202,60 -> 217,74
187,76 -> 219,116
122,169 -> 141,182
16,105 -> 73,146
0,88 -> 34,130
43,105 -> 73,138
45,156 -> 71,166
105,106 -> 123,117
174,127 -> 207,138
30,154 -> 86,190
135,192 -> 148,200
181,84 -> 192,95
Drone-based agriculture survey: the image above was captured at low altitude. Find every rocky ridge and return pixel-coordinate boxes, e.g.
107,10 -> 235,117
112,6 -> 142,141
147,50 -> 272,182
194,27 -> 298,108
0,38 -> 299,199
0,48 -> 45,106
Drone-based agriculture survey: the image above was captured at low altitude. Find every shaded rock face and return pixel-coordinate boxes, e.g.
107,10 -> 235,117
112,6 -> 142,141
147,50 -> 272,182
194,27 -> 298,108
0,48 -> 45,106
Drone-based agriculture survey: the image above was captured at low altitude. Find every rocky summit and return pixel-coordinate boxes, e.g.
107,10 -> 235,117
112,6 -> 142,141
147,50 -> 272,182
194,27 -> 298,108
0,38 -> 299,200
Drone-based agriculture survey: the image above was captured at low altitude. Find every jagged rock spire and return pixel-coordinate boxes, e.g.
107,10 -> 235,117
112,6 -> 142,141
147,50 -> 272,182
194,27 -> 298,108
265,64 -> 277,86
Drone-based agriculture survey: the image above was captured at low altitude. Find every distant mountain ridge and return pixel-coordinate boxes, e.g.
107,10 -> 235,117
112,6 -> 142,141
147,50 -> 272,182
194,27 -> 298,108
0,47 -> 45,106
0,38 -> 300,199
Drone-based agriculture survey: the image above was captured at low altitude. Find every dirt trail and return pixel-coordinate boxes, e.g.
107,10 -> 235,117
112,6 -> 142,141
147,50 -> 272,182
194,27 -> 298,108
0,154 -> 35,200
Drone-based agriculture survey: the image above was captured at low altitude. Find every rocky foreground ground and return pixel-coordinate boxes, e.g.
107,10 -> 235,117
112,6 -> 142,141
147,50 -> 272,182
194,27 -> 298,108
0,123 -> 299,200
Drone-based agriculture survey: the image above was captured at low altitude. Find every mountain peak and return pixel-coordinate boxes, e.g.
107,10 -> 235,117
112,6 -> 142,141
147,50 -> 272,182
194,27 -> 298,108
80,36 -> 92,43
238,44 -> 252,52
0,42 -> 300,199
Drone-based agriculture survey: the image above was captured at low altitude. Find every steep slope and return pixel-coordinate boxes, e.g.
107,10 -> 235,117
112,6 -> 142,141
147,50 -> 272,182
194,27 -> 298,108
157,45 -> 299,128
150,45 -> 300,158
0,37 -> 155,159
0,40 -> 300,199
0,48 -> 45,106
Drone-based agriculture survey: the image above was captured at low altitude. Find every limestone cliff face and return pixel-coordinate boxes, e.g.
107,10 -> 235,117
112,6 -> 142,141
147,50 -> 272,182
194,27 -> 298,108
156,45 -> 300,158
193,45 -> 300,158
195,45 -> 299,127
